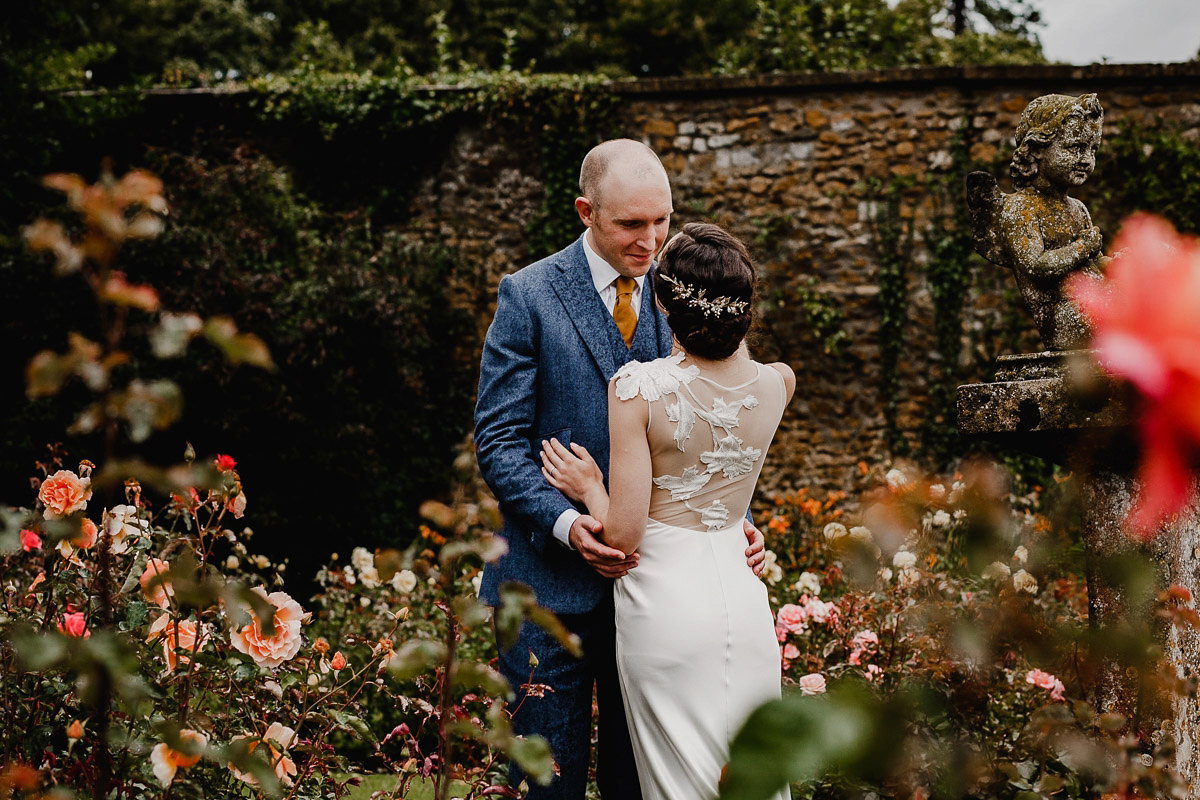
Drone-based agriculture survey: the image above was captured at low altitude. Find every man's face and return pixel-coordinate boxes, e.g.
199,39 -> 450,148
1041,118 -> 1100,189
576,167 -> 673,278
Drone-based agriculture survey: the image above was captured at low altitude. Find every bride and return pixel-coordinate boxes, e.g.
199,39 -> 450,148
540,222 -> 794,800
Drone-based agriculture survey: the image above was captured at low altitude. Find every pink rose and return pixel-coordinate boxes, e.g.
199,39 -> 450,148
805,597 -> 838,626
58,610 -> 89,638
20,530 -> 41,552
776,604 -> 808,638
229,587 -> 307,669
1025,668 -> 1065,702
1067,214 -> 1200,535
38,470 -> 92,520
849,630 -> 880,665
140,558 -> 174,608
797,673 -> 827,695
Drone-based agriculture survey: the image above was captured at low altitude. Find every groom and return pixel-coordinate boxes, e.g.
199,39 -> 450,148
475,139 -> 766,798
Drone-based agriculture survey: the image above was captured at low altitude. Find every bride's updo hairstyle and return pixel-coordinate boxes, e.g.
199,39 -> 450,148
654,222 -> 756,360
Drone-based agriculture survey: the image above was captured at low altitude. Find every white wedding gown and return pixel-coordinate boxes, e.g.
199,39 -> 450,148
611,354 -> 791,800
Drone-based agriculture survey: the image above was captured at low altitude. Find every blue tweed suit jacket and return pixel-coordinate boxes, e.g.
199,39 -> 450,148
475,236 -> 674,615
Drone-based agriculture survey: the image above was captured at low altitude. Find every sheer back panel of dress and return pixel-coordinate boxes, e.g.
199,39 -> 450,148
613,354 -> 787,533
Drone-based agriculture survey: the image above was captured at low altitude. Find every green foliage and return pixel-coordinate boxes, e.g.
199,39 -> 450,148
0,0 -> 1047,93
714,0 -> 1044,74
1090,119 -> 1200,238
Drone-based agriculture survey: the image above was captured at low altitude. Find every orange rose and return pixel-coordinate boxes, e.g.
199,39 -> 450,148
229,587 -> 307,669
38,470 -> 92,520
150,729 -> 207,787
147,615 -> 200,671
56,518 -> 99,562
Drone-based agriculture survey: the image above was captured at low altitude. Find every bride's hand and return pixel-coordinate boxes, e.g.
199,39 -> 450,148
541,439 -> 603,505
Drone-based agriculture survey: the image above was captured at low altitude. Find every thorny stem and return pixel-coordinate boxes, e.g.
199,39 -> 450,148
434,603 -> 460,800
91,528 -> 115,799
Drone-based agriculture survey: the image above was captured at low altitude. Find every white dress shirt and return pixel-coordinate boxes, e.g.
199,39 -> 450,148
552,232 -> 646,548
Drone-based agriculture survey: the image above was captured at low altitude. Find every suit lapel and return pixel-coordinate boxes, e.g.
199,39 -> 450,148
551,241 -> 620,380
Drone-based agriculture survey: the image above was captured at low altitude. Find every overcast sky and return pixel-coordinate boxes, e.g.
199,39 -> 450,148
1037,0 -> 1200,64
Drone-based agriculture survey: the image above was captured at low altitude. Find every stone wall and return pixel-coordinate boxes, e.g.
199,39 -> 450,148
403,63 -> 1200,494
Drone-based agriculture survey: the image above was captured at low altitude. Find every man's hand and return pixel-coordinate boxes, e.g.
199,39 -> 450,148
743,518 -> 766,576
570,514 -> 638,579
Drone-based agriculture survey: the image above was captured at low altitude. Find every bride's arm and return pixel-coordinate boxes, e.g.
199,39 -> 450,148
600,381 -> 652,555
540,382 -> 651,555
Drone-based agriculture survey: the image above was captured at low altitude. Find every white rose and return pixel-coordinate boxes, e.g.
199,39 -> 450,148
793,571 -> 822,597
103,504 -> 150,554
359,566 -> 381,589
351,547 -> 375,572
982,561 -> 1011,581
823,522 -> 848,542
892,550 -> 917,569
885,468 -> 909,491
392,569 -> 417,594
1013,569 -> 1038,595
1013,545 -> 1029,564
931,510 -> 952,528
879,567 -> 893,582
848,526 -> 874,543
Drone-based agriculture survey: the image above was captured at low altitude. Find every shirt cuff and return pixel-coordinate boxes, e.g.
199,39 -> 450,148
553,509 -> 580,549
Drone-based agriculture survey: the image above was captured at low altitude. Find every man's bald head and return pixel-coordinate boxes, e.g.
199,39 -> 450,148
579,139 -> 669,209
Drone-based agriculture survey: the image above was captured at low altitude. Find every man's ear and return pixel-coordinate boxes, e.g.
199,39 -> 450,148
575,196 -> 594,227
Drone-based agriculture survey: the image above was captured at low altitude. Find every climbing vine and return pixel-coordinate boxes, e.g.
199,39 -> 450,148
867,177 -> 915,455
1089,118 -> 1200,237
921,117 -> 983,466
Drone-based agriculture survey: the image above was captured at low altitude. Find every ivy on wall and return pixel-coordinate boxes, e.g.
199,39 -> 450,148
1090,119 -> 1200,238
867,177 -> 915,455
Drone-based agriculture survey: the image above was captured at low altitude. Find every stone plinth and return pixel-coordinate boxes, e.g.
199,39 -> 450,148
958,351 -> 1199,792
957,350 -> 1133,461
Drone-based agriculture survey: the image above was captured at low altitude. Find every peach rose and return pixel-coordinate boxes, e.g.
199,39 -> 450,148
229,587 -> 307,669
140,558 -> 174,608
150,729 -> 207,787
228,722 -> 297,787
39,470 -> 92,520
147,615 -> 201,671
797,673 -> 827,695
229,490 -> 247,519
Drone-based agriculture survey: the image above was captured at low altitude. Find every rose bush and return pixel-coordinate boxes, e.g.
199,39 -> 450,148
0,167 -> 561,800
723,461 -> 1195,800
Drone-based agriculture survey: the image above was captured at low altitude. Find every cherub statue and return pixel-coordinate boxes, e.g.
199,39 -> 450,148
967,93 -> 1108,350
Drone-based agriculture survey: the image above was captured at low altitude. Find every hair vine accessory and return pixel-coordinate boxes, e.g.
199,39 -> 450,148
658,273 -> 748,318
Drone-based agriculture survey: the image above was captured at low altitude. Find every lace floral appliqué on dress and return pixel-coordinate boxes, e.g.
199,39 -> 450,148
614,353 -> 772,531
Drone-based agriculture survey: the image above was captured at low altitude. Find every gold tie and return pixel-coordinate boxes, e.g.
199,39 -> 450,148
613,276 -> 637,348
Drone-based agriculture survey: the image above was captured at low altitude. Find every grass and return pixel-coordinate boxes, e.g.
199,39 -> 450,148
339,773 -> 471,799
